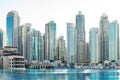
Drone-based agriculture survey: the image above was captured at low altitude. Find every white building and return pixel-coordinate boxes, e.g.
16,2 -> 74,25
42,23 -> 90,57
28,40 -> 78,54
0,46 -> 25,70
1,54 -> 25,70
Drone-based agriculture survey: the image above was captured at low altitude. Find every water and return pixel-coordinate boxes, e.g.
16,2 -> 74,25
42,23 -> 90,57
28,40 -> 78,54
0,69 -> 120,80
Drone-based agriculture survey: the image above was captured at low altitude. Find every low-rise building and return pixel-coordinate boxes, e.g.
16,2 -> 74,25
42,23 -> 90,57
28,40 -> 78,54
0,46 -> 25,70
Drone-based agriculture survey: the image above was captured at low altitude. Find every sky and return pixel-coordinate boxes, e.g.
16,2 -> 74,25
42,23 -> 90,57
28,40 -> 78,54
0,0 -> 120,42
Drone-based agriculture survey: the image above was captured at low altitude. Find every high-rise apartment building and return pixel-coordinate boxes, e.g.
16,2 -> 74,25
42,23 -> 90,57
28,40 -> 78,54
45,21 -> 56,61
67,23 -> 75,63
19,23 -> 31,61
27,29 -> 42,63
109,21 -> 119,61
0,29 -> 4,48
57,36 -> 66,62
99,13 -> 109,62
6,10 -> 20,46
89,28 -> 100,64
75,11 -> 86,63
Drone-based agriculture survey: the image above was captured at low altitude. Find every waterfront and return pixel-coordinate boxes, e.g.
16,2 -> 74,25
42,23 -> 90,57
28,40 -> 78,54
0,69 -> 120,80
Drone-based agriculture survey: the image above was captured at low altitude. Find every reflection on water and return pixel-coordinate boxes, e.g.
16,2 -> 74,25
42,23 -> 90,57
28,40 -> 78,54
0,69 -> 120,80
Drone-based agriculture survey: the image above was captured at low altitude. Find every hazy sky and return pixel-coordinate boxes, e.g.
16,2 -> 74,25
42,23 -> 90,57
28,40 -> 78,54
0,0 -> 120,42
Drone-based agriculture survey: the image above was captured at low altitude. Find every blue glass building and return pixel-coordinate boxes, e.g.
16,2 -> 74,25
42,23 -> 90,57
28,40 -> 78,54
67,23 -> 75,63
28,29 -> 42,63
6,10 -> 20,46
0,29 -> 3,48
45,21 -> 56,61
75,11 -> 86,63
19,23 -> 31,61
57,36 -> 66,62
108,21 -> 119,61
89,28 -> 99,64
99,13 -> 109,62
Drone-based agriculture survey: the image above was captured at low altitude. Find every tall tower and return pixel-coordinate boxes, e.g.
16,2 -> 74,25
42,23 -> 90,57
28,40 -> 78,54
109,21 -> 119,61
6,10 -> 20,46
20,23 -> 31,61
75,11 -> 86,63
99,13 -> 109,62
45,21 -> 56,61
0,29 -> 4,48
89,28 -> 100,64
67,23 -> 75,63
27,29 -> 42,63
57,36 -> 66,62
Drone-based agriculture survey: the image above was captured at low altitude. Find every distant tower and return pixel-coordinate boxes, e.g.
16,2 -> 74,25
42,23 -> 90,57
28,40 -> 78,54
67,23 -> 75,63
99,13 -> 109,62
6,10 -> 20,46
0,29 -> 4,48
75,11 -> 86,63
45,21 -> 56,61
109,21 -> 119,61
27,29 -> 42,63
57,36 -> 66,62
89,28 -> 100,64
19,23 -> 31,61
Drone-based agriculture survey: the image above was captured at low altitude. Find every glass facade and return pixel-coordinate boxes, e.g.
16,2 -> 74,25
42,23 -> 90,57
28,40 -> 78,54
28,29 -> 42,63
108,21 -> 119,61
57,36 -> 66,62
99,13 -> 109,62
45,21 -> 56,60
67,23 -> 75,63
6,10 -> 20,46
89,28 -> 99,63
75,11 -> 86,63
0,29 -> 3,48
19,23 -> 31,62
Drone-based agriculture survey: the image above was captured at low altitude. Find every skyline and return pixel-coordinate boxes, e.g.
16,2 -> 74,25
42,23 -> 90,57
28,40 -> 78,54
0,0 -> 120,41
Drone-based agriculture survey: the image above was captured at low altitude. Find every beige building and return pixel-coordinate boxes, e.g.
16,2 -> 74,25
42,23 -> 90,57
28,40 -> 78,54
0,46 -> 25,70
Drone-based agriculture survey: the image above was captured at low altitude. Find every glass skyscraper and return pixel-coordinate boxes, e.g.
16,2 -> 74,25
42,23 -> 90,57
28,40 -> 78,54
108,21 -> 119,61
89,28 -> 100,64
75,11 -> 86,63
0,29 -> 3,48
67,23 -> 75,63
6,10 -> 20,46
45,21 -> 56,61
99,13 -> 109,62
20,23 -> 31,62
28,29 -> 42,63
57,36 -> 66,62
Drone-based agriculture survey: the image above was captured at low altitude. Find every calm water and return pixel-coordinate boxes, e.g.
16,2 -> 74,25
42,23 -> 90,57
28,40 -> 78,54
0,69 -> 120,80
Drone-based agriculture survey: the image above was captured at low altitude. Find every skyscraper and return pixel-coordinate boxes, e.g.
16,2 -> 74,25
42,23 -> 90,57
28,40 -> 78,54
6,10 -> 20,46
20,23 -> 31,61
108,21 -> 119,61
57,36 -> 66,62
45,21 -> 56,61
89,28 -> 100,64
27,29 -> 42,63
99,13 -> 109,62
75,11 -> 86,63
67,23 -> 75,63
0,29 -> 4,48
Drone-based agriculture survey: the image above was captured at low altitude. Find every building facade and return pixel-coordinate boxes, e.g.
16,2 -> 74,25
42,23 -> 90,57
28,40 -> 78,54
0,46 -> 25,70
57,36 -> 66,62
0,29 -> 4,48
75,11 -> 86,63
6,10 -> 20,46
108,21 -> 119,61
67,23 -> 75,63
89,28 -> 100,64
99,13 -> 109,62
45,21 -> 56,61
20,23 -> 31,61
27,29 -> 43,63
